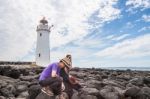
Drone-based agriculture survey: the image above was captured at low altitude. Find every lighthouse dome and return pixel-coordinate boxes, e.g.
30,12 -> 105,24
40,17 -> 48,25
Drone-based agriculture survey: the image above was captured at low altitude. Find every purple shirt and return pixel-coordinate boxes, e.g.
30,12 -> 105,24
39,62 -> 60,81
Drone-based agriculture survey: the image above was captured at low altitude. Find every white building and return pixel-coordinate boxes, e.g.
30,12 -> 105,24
36,17 -> 53,66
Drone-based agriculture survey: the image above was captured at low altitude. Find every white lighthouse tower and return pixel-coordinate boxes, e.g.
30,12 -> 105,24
36,17 -> 53,66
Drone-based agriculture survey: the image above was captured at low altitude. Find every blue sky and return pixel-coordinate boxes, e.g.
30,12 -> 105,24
0,0 -> 150,67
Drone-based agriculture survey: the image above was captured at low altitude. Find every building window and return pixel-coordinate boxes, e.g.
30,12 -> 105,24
39,53 -> 41,57
40,33 -> 42,36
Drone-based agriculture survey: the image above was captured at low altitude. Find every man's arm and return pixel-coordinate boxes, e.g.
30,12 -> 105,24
60,68 -> 70,83
51,64 -> 58,77
51,70 -> 57,77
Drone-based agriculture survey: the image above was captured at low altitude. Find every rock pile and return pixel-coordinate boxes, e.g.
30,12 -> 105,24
0,66 -> 150,99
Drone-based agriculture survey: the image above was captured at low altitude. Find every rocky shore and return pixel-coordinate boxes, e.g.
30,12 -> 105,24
0,66 -> 150,99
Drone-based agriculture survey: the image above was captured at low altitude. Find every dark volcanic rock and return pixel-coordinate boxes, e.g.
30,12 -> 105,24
80,94 -> 98,99
102,79 -> 125,89
0,66 -> 20,79
20,68 -> 30,76
99,85 -> 124,99
85,80 -> 103,90
129,77 -> 144,86
0,87 -> 14,97
143,76 -> 150,84
135,87 -> 150,99
17,91 -> 29,98
124,86 -> 140,97
72,92 -> 98,99
82,87 -> 99,96
0,96 -> 6,99
72,91 -> 98,99
70,71 -> 87,79
19,75 -> 39,81
16,84 -> 28,92
0,66 -> 150,99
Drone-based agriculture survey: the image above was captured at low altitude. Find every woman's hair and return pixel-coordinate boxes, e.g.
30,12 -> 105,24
39,77 -> 62,95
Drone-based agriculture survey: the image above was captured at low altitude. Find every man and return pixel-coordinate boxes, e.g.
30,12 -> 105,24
39,54 -> 72,86
39,54 -> 74,99
39,54 -> 82,99
27,55 -> 72,99
28,54 -> 81,99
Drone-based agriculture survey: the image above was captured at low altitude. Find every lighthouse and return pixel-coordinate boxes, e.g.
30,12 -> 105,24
36,17 -> 53,66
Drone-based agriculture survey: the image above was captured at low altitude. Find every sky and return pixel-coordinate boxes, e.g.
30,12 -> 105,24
0,0 -> 150,67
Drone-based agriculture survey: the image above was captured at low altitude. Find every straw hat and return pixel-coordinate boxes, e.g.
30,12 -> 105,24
60,54 -> 72,70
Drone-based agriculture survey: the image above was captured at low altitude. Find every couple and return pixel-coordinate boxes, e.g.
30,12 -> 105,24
36,54 -> 81,99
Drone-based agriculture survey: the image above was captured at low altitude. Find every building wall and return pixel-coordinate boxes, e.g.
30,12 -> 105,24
36,24 -> 50,66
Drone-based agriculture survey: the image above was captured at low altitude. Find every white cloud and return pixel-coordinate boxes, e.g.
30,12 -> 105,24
74,37 -> 103,49
106,34 -> 130,41
142,14 -> 150,22
0,0 -> 121,61
125,22 -> 135,28
106,35 -> 115,39
126,0 -> 150,11
112,34 -> 130,41
138,26 -> 150,32
97,0 -> 121,23
95,34 -> 150,58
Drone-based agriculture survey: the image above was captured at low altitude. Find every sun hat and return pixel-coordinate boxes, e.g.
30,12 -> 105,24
60,54 -> 72,70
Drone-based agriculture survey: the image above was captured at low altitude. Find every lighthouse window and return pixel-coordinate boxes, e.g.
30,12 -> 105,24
40,33 -> 42,36
39,53 -> 41,57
